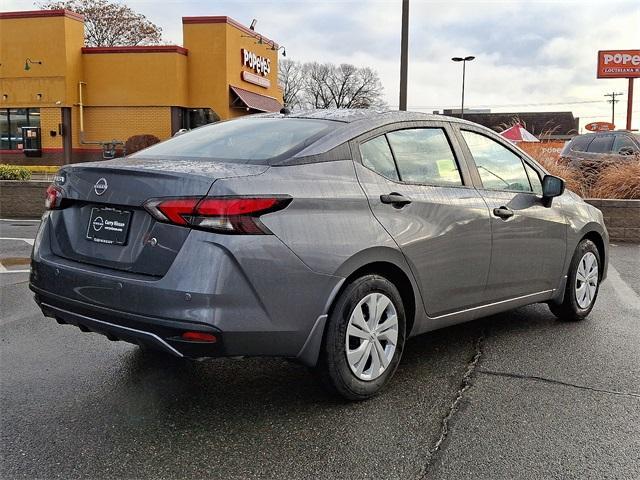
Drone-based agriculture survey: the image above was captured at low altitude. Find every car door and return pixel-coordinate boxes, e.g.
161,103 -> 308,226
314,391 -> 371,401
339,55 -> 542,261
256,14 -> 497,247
352,122 -> 492,317
456,128 -> 567,302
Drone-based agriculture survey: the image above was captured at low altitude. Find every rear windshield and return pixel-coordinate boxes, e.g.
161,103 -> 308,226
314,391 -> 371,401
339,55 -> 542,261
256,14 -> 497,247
131,117 -> 336,164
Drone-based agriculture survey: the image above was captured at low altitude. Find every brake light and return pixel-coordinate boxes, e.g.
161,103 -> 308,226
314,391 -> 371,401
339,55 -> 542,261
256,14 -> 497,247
144,196 -> 291,234
45,185 -> 63,210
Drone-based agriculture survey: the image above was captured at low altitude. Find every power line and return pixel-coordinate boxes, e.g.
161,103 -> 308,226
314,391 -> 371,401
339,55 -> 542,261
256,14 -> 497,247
390,99 -> 606,109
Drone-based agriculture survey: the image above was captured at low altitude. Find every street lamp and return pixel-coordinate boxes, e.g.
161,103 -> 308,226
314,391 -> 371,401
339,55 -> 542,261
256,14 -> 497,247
24,58 -> 42,71
451,55 -> 475,119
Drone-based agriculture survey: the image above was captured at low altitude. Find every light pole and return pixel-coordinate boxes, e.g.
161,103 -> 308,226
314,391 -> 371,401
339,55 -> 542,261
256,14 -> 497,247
451,56 -> 475,119
399,0 -> 410,111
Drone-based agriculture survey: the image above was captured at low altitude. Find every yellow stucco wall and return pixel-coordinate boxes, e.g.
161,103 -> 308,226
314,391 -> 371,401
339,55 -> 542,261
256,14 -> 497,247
0,12 -> 84,108
82,52 -> 188,107
183,18 -> 282,118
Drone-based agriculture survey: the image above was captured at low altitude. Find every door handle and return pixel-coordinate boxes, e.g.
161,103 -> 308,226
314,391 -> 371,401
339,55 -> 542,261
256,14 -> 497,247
493,206 -> 514,219
380,193 -> 412,207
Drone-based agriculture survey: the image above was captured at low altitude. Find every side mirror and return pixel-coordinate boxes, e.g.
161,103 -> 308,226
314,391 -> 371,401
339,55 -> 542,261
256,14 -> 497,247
542,175 -> 565,200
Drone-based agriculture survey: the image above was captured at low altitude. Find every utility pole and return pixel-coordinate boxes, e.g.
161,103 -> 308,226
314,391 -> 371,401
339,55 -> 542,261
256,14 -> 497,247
604,91 -> 624,126
399,0 -> 409,111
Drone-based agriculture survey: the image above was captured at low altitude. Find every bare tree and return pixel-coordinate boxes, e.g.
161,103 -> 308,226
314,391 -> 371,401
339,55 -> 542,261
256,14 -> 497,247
302,62 -> 333,109
281,61 -> 385,110
37,0 -> 162,46
278,59 -> 305,109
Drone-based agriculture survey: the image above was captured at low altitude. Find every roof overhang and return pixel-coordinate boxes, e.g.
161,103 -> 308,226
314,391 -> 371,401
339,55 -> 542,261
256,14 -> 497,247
230,86 -> 282,113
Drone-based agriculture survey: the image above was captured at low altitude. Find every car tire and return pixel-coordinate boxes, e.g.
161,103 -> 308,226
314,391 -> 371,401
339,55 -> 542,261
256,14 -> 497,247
314,274 -> 406,401
549,239 -> 601,322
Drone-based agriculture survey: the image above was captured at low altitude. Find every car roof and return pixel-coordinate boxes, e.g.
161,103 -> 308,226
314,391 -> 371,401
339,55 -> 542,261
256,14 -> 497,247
255,109 -> 480,159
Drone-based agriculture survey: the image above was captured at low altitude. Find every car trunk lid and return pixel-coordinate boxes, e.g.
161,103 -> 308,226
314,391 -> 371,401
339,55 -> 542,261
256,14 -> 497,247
48,158 -> 269,276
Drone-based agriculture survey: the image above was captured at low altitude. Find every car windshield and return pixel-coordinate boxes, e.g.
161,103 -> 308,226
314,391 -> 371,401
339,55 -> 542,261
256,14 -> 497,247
131,117 -> 337,164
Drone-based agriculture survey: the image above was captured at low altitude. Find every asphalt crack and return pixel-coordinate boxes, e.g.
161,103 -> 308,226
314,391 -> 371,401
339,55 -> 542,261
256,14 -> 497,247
477,369 -> 640,399
420,331 -> 485,479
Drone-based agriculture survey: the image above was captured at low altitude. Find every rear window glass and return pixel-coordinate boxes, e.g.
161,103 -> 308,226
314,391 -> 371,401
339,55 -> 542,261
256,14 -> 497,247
132,118 -> 336,164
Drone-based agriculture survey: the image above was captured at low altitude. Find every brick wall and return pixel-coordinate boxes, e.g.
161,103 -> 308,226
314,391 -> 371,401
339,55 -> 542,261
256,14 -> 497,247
76,106 -> 172,148
585,199 -> 640,243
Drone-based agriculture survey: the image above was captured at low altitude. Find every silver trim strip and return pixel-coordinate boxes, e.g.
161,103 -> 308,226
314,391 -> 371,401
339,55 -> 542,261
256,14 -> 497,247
41,302 -> 184,358
431,289 -> 555,320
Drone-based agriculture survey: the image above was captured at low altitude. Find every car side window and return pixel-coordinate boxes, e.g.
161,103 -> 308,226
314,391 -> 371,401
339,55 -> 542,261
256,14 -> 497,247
612,135 -> 638,155
569,135 -> 594,152
587,135 -> 614,153
386,128 -> 463,186
359,135 -> 400,181
460,130 -> 532,192
523,162 -> 543,195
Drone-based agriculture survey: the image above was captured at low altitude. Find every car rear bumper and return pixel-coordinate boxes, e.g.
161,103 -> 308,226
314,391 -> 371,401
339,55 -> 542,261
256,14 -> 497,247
32,286 -> 223,358
30,217 -> 342,361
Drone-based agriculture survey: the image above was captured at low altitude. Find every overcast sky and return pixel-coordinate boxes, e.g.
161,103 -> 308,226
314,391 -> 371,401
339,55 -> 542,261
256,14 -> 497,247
6,0 -> 640,129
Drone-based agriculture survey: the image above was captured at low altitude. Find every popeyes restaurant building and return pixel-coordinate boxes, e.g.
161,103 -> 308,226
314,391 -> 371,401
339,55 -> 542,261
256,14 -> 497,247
0,10 -> 283,165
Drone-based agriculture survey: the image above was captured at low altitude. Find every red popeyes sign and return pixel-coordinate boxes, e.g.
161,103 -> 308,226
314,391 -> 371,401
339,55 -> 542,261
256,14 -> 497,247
585,122 -> 615,132
597,49 -> 640,78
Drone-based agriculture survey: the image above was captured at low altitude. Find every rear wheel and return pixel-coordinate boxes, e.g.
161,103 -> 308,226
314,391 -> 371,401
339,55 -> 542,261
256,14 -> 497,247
315,274 -> 406,400
549,239 -> 601,321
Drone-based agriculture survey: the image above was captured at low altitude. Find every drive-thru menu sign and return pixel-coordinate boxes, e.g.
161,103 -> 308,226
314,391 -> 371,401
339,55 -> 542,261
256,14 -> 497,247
597,50 -> 640,78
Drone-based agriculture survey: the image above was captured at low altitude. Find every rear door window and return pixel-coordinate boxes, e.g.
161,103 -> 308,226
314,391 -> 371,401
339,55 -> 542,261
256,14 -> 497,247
569,135 -> 594,152
359,135 -> 399,181
386,128 -> 463,186
587,135 -> 614,154
460,130 -> 532,192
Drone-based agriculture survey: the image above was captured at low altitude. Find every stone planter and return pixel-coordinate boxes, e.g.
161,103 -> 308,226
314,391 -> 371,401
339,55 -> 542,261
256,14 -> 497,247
0,180 -> 48,219
585,199 -> 640,243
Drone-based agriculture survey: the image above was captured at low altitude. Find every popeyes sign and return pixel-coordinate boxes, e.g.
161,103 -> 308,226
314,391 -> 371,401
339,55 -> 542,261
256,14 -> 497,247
597,50 -> 640,78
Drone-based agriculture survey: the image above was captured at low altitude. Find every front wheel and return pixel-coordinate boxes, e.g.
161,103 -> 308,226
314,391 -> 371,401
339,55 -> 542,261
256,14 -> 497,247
549,239 -> 601,321
315,275 -> 406,401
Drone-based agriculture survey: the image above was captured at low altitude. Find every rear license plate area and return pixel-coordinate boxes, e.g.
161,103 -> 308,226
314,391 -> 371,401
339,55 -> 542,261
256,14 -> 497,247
86,207 -> 132,245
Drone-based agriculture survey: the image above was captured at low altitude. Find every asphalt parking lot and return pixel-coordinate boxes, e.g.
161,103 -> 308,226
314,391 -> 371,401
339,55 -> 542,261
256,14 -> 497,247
1,218 -> 639,480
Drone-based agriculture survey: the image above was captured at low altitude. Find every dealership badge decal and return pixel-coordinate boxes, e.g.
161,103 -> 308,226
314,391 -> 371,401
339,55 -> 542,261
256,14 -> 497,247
94,178 -> 108,196
92,216 -> 104,232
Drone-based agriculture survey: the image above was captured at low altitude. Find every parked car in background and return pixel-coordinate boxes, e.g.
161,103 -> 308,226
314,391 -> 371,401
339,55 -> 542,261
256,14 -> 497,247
31,110 -> 608,400
561,131 -> 640,165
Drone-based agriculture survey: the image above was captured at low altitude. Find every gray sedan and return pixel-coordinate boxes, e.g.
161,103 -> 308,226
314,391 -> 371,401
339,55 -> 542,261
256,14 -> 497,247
31,110 -> 608,400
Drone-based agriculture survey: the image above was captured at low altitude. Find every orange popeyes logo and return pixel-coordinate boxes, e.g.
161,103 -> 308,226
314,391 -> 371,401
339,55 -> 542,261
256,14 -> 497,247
597,49 -> 640,78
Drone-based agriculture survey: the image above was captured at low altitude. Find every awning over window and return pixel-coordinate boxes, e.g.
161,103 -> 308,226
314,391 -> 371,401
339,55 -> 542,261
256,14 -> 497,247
230,86 -> 282,113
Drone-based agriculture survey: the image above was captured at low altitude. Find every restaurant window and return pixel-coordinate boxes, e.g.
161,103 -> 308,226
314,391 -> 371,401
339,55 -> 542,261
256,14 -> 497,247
182,108 -> 219,130
0,108 -> 41,150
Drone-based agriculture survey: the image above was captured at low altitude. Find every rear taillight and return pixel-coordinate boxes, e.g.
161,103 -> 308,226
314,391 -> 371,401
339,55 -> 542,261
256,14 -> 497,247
45,185 -> 63,210
144,196 -> 291,234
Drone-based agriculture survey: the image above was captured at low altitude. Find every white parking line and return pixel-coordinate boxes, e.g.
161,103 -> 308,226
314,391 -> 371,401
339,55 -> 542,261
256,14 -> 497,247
605,264 -> 640,311
0,237 -> 35,246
